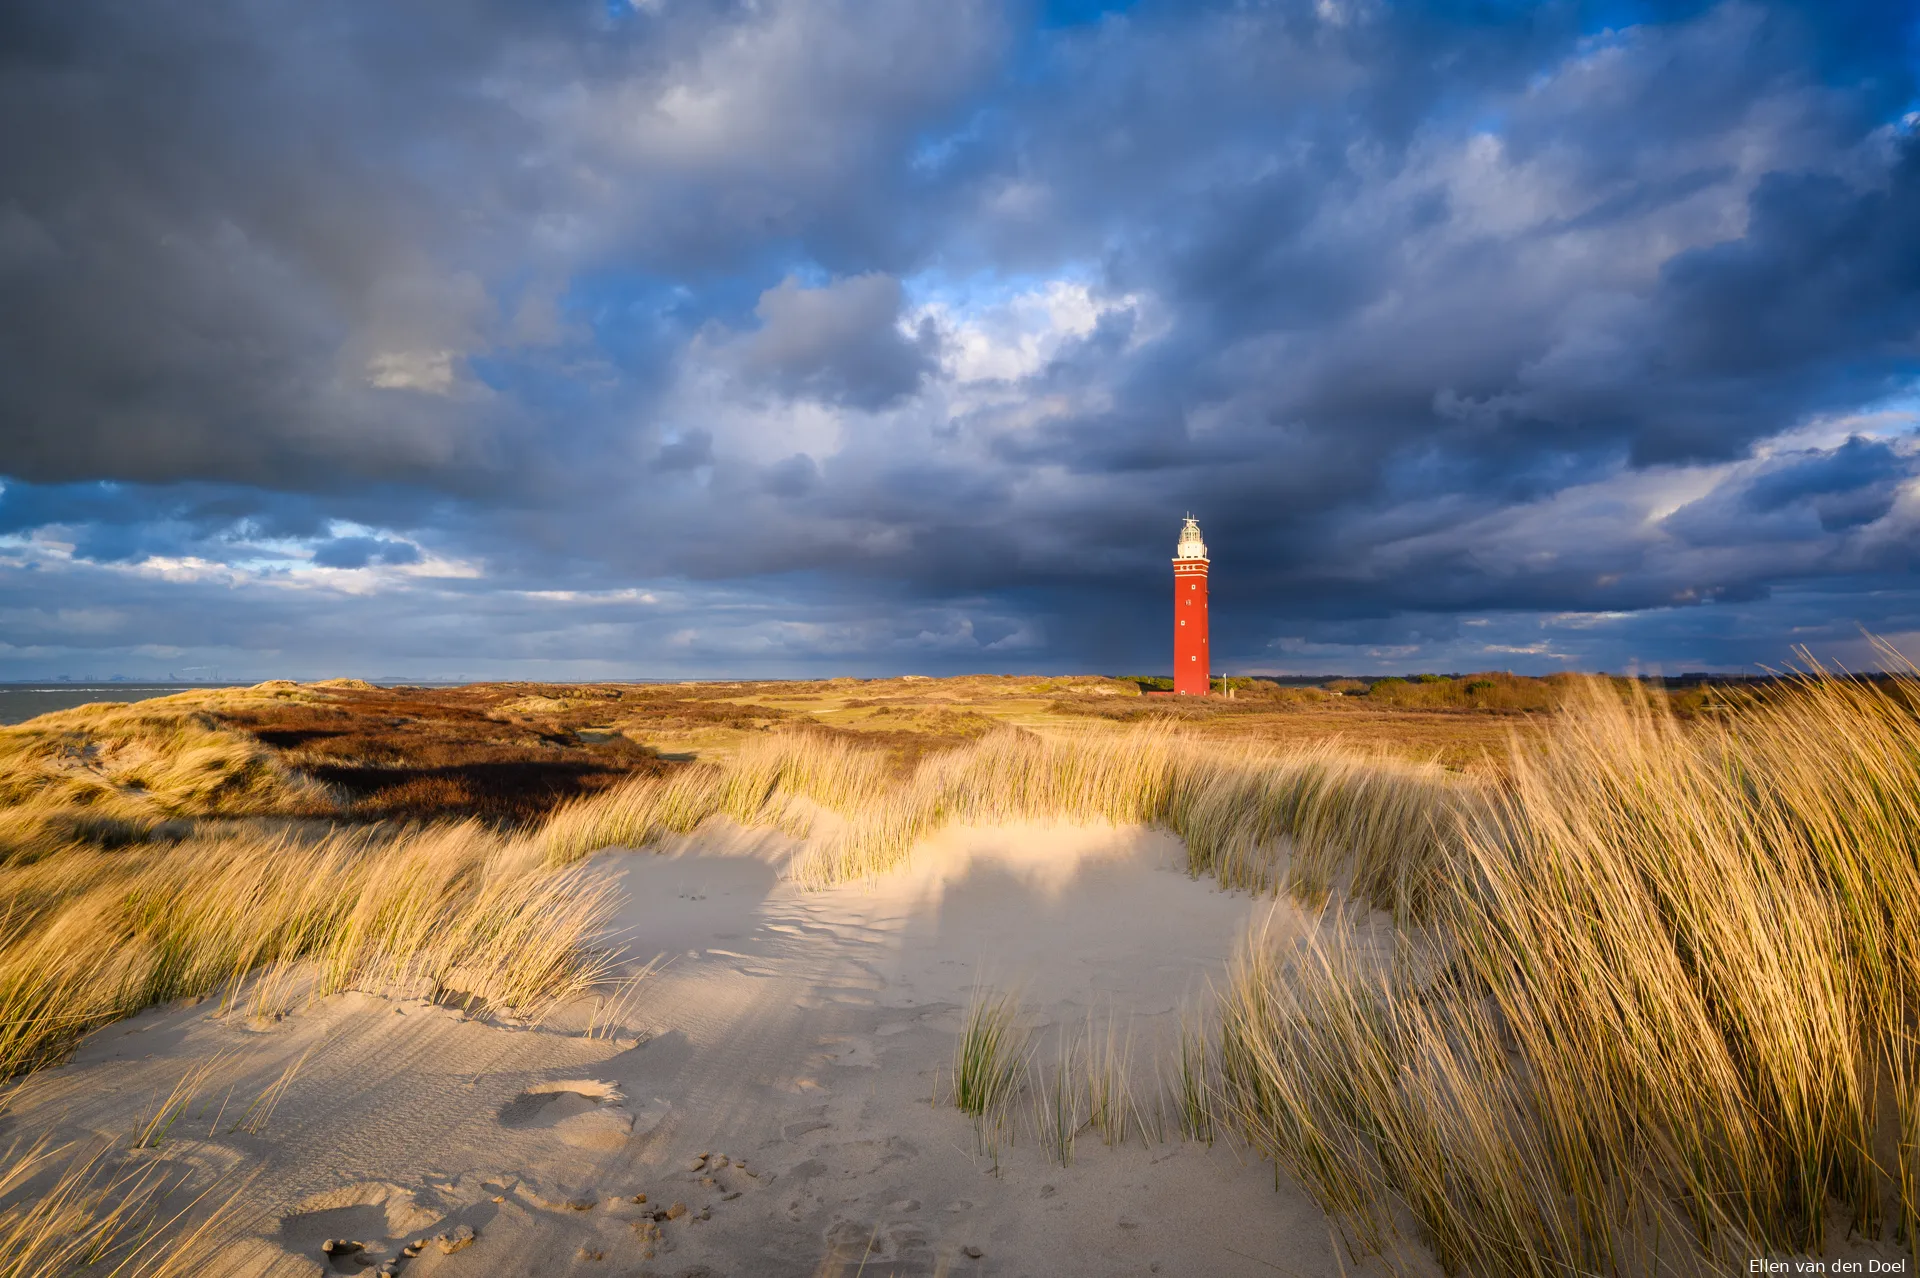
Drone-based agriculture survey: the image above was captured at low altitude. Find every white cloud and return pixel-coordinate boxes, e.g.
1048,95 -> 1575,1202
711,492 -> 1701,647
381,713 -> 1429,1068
916,277 -> 1153,384
367,349 -> 457,393
518,588 -> 659,604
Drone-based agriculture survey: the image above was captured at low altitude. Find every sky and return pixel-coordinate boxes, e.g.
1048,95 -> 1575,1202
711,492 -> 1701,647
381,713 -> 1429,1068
1,0 -> 1917,681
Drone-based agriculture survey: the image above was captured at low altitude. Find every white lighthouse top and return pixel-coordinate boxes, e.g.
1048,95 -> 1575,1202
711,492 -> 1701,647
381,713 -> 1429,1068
1175,515 -> 1208,561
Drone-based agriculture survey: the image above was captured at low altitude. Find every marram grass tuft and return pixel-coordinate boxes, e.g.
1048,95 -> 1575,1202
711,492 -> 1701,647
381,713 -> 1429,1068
1221,659 -> 1920,1276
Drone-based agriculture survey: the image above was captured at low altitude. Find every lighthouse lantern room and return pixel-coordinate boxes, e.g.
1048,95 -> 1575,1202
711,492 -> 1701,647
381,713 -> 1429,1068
1173,516 -> 1210,696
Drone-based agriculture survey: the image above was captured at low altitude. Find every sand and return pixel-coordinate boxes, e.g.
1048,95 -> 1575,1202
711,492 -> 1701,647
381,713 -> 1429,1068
2,823 -> 1397,1277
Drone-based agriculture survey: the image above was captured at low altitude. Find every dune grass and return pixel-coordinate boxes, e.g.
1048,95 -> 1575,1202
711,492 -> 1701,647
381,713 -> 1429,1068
0,689 -> 341,869
19,667 -> 1919,1275
0,820 -> 619,1079
0,1128 -> 239,1278
541,722 -> 1474,913
0,694 -> 329,816
1032,1038 -> 1085,1169
0,692 -> 638,1262
1221,663 -> 1920,1276
943,985 -> 1225,1172
953,985 -> 1028,1120
0,709 -> 1468,1088
1082,1011 -> 1139,1149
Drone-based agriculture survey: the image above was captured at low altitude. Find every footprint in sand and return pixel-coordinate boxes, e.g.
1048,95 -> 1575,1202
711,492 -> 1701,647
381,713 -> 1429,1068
497,1080 -> 640,1151
823,1218 -> 934,1270
278,1182 -> 441,1272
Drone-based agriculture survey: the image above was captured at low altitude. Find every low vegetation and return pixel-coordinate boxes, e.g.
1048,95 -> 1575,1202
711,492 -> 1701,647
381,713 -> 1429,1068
208,682 -> 673,822
1113,670 -> 1582,711
953,986 -> 1027,1121
942,986 -> 1224,1176
1220,660 -> 1920,1275
541,723 -> 1472,906
0,1129 -> 234,1278
904,667 -> 1920,1275
8,665 -> 1919,1275
0,821 -> 619,1079
0,694 -> 330,861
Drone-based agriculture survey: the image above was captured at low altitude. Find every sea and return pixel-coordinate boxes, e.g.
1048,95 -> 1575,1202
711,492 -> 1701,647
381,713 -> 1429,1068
0,679 -> 565,725
0,683 -> 246,725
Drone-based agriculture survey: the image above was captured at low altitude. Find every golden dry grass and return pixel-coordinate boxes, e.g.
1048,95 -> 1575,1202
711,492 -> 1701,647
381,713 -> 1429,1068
938,986 -> 1221,1172
0,679 -> 692,834
0,692 -> 333,862
1221,661 -> 1920,1276
11,666 -> 1916,1276
541,723 -> 1475,911
0,821 -> 619,1079
0,1128 -> 239,1278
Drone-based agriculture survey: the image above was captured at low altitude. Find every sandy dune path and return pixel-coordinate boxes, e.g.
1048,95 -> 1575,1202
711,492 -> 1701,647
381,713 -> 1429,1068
5,823 -> 1374,1277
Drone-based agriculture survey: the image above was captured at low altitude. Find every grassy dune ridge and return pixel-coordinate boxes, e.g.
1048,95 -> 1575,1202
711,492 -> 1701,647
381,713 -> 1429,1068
0,694 -> 331,859
0,822 -> 620,1078
1,703 -> 1472,1086
539,723 -> 1471,906
1221,665 -> 1920,1275
8,670 -> 1920,1277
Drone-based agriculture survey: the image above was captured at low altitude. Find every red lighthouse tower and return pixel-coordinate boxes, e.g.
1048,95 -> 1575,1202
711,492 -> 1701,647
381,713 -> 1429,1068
1173,515 -> 1210,695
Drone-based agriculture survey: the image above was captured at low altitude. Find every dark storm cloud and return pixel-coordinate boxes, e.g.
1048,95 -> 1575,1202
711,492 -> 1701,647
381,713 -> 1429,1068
0,0 -> 1002,490
652,430 -> 714,472
1626,152 -> 1920,464
1,0 -> 1917,678
1664,437 -> 1920,544
934,1 -> 1920,635
309,537 -> 423,570
0,481 -> 328,541
0,1 -> 529,491
761,454 -> 821,499
0,479 -> 440,567
718,275 -> 939,410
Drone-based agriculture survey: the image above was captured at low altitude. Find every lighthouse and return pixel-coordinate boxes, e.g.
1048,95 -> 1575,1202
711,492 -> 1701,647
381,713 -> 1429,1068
1173,515 -> 1210,695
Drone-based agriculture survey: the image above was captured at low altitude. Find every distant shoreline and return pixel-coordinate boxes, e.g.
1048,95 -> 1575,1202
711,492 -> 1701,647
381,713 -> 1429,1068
0,669 -> 1813,727
0,684 -> 241,725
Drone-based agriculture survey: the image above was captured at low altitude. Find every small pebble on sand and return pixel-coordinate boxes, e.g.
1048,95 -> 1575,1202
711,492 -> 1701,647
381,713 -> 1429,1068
963,1244 -> 984,1259
665,1202 -> 688,1220
434,1224 -> 476,1255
